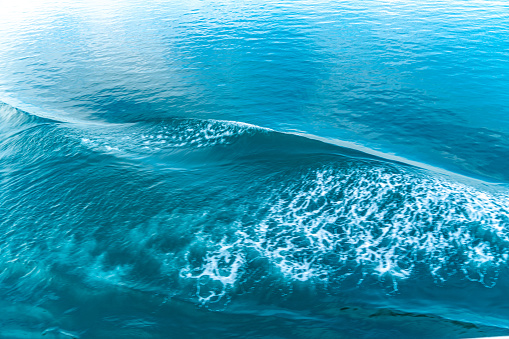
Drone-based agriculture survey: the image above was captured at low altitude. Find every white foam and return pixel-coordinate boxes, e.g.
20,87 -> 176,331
180,237 -> 246,303
77,118 -> 262,158
179,163 -> 509,301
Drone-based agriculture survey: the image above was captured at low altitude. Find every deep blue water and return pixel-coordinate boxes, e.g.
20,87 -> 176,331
1,1 -> 509,338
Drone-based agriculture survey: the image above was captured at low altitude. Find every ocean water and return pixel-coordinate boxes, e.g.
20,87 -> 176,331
0,0 -> 509,338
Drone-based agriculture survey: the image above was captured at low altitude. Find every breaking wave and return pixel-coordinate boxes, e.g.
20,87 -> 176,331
180,163 -> 509,302
1,102 -> 509,335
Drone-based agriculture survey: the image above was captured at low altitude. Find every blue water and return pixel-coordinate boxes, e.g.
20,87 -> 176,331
1,1 -> 509,338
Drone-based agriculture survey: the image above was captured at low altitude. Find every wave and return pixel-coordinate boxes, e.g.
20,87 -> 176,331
1,101 -> 509,333
180,164 -> 509,296
1,100 -> 506,185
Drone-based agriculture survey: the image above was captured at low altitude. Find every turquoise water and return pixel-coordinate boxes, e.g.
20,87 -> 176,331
1,1 -> 509,338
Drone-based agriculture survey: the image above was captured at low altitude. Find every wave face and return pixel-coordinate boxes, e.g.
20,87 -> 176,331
1,0 -> 509,337
1,103 -> 509,338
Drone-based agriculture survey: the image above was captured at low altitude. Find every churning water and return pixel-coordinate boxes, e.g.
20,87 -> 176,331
0,0 -> 508,338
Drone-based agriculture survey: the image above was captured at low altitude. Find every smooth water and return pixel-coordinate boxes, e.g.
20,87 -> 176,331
0,1 -> 508,338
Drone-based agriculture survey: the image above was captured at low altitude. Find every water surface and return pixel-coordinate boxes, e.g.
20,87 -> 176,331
0,1 -> 508,338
